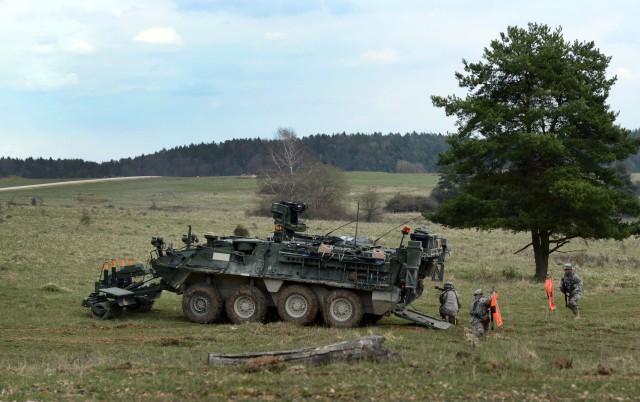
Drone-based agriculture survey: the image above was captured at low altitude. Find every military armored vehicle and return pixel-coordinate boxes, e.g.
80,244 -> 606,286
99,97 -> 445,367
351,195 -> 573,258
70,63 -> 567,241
83,201 -> 451,329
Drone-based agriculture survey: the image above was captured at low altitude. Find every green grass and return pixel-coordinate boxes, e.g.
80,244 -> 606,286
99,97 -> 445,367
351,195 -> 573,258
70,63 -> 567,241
1,175 -> 639,401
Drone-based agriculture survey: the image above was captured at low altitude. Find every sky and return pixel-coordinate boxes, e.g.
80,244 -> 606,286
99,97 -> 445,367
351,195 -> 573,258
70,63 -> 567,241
1,0 -> 639,162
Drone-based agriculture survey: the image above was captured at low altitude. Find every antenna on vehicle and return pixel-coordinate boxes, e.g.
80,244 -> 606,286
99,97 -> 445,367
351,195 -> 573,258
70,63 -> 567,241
353,202 -> 359,247
372,216 -> 421,246
323,212 -> 385,238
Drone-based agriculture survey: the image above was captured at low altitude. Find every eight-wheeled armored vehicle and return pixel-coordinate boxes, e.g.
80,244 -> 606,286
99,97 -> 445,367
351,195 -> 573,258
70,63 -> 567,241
83,201 -> 451,329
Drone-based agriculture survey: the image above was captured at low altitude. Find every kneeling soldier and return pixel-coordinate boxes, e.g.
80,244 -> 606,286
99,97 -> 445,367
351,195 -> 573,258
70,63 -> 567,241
469,289 -> 491,337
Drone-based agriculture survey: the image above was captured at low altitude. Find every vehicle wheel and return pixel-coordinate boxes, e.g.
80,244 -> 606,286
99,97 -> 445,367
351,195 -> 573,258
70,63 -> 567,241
323,289 -> 363,328
91,306 -> 110,320
182,284 -> 223,324
127,297 -> 154,313
110,305 -> 124,318
91,302 -> 122,320
277,285 -> 319,326
225,286 -> 268,324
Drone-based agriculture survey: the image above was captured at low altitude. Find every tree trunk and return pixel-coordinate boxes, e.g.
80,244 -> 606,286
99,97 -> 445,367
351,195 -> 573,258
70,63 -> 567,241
531,228 -> 550,281
207,335 -> 398,367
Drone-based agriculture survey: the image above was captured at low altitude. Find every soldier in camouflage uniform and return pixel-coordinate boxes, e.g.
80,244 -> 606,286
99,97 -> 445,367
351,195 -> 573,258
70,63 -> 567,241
560,263 -> 583,319
469,288 -> 491,337
439,281 -> 461,325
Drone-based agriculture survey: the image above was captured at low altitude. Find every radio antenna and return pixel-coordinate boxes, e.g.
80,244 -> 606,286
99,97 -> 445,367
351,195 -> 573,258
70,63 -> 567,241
372,216 -> 421,245
323,212 -> 385,238
353,202 -> 359,246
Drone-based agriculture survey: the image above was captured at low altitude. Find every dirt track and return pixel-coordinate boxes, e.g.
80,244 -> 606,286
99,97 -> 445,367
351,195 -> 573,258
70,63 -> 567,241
0,176 -> 160,191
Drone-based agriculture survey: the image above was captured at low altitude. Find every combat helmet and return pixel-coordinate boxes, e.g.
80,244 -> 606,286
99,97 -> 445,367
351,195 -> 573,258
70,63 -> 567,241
473,288 -> 483,296
444,281 -> 454,290
563,263 -> 573,270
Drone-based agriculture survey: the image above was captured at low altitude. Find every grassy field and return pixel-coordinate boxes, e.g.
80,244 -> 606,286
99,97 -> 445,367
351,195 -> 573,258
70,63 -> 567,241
1,173 -> 639,401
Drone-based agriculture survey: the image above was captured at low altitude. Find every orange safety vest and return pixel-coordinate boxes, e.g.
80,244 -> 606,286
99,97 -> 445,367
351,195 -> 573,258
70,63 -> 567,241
490,291 -> 503,327
545,277 -> 556,311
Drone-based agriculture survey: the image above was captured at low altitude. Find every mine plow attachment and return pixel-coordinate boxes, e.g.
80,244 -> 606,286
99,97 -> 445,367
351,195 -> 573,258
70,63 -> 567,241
82,284 -> 163,319
82,259 -> 164,319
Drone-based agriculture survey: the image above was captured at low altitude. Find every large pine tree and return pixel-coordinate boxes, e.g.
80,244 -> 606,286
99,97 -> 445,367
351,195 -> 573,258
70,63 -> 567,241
428,23 -> 640,280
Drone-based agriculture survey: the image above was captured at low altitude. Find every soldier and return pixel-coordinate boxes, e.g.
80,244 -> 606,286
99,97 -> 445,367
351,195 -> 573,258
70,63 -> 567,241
560,263 -> 583,319
469,288 -> 491,337
438,282 -> 461,324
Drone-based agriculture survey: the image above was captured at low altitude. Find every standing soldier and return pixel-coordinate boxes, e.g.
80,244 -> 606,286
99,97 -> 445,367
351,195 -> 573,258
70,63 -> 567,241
560,263 -> 583,319
469,289 -> 491,337
438,282 -> 461,325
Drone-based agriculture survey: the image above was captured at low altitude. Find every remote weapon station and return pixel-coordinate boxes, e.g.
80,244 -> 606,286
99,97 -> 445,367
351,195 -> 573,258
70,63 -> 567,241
82,201 -> 451,329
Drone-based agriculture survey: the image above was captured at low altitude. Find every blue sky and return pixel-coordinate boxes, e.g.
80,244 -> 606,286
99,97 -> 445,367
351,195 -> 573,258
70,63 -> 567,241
1,0 -> 639,162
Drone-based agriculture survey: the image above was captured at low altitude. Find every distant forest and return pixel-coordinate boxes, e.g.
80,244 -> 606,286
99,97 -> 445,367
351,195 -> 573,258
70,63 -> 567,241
0,132 -> 449,178
1,130 -> 639,178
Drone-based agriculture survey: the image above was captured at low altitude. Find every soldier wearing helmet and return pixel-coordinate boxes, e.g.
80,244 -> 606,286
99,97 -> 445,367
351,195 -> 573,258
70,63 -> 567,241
469,288 -> 491,337
438,281 -> 461,325
560,263 -> 583,319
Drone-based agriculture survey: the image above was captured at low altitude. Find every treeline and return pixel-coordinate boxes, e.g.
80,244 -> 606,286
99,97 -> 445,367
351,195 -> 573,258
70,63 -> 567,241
2,130 -> 639,179
304,132 -> 449,172
0,132 -> 448,178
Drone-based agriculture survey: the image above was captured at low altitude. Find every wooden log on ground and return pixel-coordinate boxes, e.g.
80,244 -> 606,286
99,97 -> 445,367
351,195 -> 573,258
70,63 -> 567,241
208,335 -> 398,367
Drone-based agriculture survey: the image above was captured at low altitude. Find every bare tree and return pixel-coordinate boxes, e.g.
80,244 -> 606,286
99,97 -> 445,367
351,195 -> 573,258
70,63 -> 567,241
359,187 -> 383,222
257,127 -> 350,219
261,128 -> 310,200
270,128 -> 306,173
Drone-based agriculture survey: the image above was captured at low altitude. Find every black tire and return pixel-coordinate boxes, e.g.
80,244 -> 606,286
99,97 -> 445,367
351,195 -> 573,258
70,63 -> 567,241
323,289 -> 363,328
277,285 -> 319,326
182,284 -> 223,324
225,286 -> 268,324
110,305 -> 123,318
127,297 -> 154,313
91,302 -> 122,320
91,307 -> 109,320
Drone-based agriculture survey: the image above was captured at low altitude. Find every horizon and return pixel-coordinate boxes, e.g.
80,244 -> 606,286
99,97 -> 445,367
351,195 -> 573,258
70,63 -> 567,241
1,130 -> 446,163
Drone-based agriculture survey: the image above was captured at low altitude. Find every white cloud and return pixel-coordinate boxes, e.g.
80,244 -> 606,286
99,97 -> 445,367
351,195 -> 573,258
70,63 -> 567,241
615,66 -> 635,81
359,46 -> 398,64
23,67 -> 79,91
69,41 -> 95,54
31,43 -> 58,54
265,32 -> 284,40
134,27 -> 183,45
338,46 -> 400,67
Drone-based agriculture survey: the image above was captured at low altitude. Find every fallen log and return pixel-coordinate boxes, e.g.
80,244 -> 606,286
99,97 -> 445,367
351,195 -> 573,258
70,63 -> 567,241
208,335 -> 398,367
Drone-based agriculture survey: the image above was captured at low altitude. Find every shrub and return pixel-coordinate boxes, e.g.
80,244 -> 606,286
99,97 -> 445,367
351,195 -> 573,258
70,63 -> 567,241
234,224 -> 250,237
395,160 -> 425,173
358,188 -> 383,222
384,193 -> 437,213
502,267 -> 522,280
80,209 -> 91,226
40,283 -> 70,293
